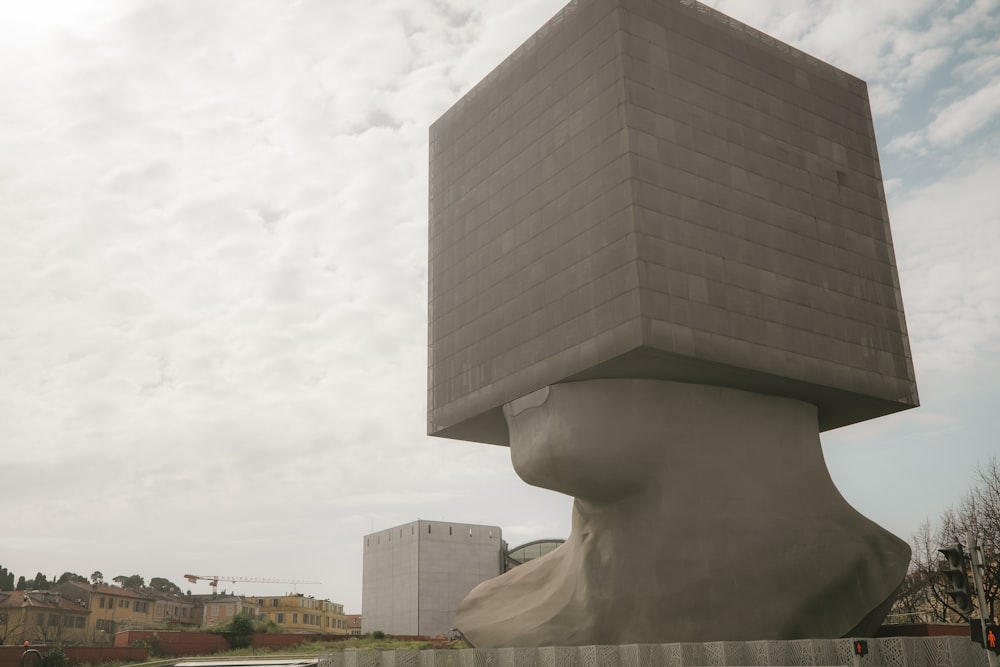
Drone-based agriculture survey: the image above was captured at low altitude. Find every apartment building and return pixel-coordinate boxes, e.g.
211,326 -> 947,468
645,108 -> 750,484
0,590 -> 89,645
197,594 -> 255,628
245,594 -> 348,635
53,581 -> 155,644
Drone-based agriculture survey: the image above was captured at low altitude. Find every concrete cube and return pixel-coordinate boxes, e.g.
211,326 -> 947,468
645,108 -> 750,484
428,0 -> 918,445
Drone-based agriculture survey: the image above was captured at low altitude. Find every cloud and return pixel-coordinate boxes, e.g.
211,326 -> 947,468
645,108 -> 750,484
890,154 -> 1000,374
926,77 -> 1000,145
1,0 -> 999,612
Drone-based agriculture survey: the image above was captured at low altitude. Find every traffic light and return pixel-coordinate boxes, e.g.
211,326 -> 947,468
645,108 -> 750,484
938,543 -> 974,616
985,624 -> 1000,655
853,639 -> 869,656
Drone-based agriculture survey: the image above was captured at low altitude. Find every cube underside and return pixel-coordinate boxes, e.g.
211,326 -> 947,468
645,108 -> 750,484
428,0 -> 918,446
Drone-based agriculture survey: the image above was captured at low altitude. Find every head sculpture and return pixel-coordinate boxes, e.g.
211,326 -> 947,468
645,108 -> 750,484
458,380 -> 910,647
429,0 -> 918,648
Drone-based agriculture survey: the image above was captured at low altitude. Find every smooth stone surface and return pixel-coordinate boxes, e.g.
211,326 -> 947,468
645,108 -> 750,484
455,380 -> 910,647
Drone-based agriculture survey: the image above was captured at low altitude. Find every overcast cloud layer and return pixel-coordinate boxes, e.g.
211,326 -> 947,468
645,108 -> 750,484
1,0 -> 998,611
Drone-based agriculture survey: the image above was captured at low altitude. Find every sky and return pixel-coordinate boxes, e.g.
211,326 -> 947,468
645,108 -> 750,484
1,0 -> 998,614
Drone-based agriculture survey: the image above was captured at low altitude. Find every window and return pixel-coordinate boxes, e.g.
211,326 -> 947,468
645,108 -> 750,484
226,605 -> 234,615
277,613 -> 285,623
259,613 -> 267,622
0,613 -> 7,625
272,599 -> 279,607
134,601 -> 148,613
99,597 -> 106,609
124,600 -> 130,609
292,613 -> 298,624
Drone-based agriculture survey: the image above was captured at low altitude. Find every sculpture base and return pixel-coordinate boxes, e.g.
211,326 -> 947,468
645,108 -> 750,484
456,379 -> 910,647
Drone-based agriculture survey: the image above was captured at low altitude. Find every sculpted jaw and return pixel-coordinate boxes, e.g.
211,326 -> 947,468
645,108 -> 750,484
456,380 -> 910,648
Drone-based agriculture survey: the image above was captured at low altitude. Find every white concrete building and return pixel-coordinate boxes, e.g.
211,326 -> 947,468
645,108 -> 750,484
361,520 -> 503,637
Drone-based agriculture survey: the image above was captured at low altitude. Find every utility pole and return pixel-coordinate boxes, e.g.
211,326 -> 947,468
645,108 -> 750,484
968,531 -> 999,667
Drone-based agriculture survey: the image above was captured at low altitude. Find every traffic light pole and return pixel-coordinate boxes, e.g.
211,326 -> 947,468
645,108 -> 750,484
968,531 -> 999,667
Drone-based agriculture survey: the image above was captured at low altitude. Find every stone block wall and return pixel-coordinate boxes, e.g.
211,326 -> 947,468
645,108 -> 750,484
428,0 -> 918,445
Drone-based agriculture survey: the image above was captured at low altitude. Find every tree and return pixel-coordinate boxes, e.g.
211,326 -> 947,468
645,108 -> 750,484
0,600 -> 27,645
149,577 -> 182,594
90,571 -> 104,584
31,573 -> 50,590
56,572 -> 87,584
891,458 -> 1000,624
113,575 -> 144,589
0,566 -> 15,590
15,576 -> 26,591
890,520 -> 955,623
220,613 -> 255,649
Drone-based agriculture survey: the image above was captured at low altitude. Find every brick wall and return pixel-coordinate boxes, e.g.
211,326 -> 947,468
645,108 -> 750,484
0,645 -> 148,667
115,630 -> 350,655
877,624 -> 971,638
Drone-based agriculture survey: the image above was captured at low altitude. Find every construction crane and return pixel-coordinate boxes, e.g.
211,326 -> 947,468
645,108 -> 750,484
183,574 -> 321,592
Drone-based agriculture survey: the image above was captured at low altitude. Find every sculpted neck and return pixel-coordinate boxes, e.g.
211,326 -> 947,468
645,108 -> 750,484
456,379 -> 910,647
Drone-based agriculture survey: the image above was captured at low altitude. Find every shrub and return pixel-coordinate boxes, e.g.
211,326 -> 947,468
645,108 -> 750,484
41,646 -> 69,667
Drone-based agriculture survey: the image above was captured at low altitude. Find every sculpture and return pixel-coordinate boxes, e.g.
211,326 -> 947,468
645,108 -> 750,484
456,380 -> 909,645
428,0 -> 918,647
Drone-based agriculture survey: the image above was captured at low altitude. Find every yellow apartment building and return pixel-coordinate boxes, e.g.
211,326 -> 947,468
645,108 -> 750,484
0,591 -> 89,645
199,595 -> 257,628
246,594 -> 348,634
53,581 -> 155,644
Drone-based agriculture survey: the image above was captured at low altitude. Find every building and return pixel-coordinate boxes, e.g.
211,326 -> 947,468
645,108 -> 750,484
427,0 -> 918,447
0,590 -> 89,645
362,520 -> 503,637
503,539 -> 564,571
147,590 -> 197,628
347,614 -> 362,636
197,594 -> 254,629
245,594 -> 348,635
52,581 -> 154,644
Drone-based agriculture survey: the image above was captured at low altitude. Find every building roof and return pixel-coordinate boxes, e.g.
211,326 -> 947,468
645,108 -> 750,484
0,591 -> 88,612
54,580 -> 149,599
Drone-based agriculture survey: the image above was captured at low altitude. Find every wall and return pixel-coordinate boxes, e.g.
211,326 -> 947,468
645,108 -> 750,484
362,522 -> 419,635
0,646 -> 148,667
114,630 -> 350,656
417,523 -> 501,637
876,624 -> 972,638
318,636 -> 991,667
362,521 -> 502,637
114,630 -> 228,655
